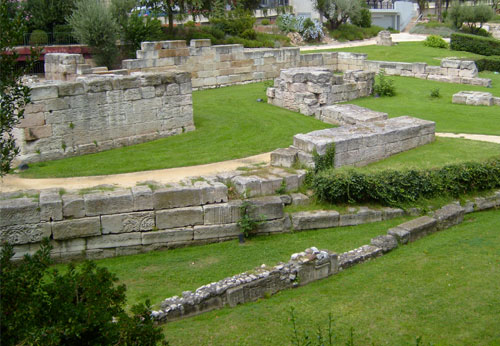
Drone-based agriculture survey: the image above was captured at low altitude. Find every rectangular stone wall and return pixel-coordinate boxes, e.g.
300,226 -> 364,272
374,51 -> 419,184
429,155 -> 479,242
15,71 -> 194,164
122,40 -> 490,88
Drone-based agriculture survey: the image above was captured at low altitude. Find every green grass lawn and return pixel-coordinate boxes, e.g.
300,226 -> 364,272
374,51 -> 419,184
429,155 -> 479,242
303,41 -> 485,66
20,83 -> 331,178
160,209 -> 500,345
349,72 -> 500,135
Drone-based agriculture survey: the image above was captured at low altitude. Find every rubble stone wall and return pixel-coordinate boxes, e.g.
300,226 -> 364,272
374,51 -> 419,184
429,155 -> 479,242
121,40 -> 491,88
15,71 -> 194,164
452,91 -> 500,106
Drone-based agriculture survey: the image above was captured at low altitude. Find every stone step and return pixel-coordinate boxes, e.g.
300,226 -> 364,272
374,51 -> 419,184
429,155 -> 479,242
319,104 -> 388,125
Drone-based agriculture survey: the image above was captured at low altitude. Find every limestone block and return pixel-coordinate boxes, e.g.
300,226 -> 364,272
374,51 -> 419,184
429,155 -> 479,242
52,217 -> 101,240
142,228 -> 194,245
112,76 -> 141,90
198,182 -> 228,205
39,190 -> 63,222
193,223 -> 240,240
338,245 -> 383,270
18,113 -> 45,128
156,206 -> 203,229
57,82 -> 85,96
203,201 -> 242,225
132,185 -> 153,211
291,210 -> 340,230
395,216 -> 437,242
85,78 -> 113,93
24,125 -> 52,141
51,238 -> 86,255
381,207 -> 405,220
474,195 -> 498,211
291,193 -> 309,206
84,189 -> 134,216
0,223 -> 51,245
87,232 -> 142,249
440,58 -> 461,69
433,204 -> 465,230
370,235 -> 398,253
255,216 -> 290,234
191,39 -> 211,48
62,194 -> 85,218
102,211 -> 154,234
387,227 -> 410,244
154,186 -> 202,209
0,198 -> 40,226
30,85 -> 59,101
248,196 -> 284,221
339,208 -> 382,226
232,176 -> 262,198
270,147 -> 299,168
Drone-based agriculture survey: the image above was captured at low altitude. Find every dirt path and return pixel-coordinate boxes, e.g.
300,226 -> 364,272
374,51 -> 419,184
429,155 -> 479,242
1,133 -> 499,193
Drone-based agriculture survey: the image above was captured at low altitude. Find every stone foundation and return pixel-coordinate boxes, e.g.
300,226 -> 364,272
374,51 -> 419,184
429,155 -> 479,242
266,67 -> 375,116
272,116 -> 435,168
452,91 -> 500,106
15,71 -> 194,164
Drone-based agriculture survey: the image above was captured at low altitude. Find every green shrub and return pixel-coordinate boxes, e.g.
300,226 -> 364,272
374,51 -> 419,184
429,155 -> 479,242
0,239 -> 166,346
241,28 -> 257,40
68,0 -> 119,69
185,20 -> 196,28
261,18 -> 270,25
29,29 -> 48,45
210,9 -> 255,36
474,55 -> 500,72
450,33 -> 500,56
410,22 -> 456,38
448,4 -> 494,30
373,70 -> 395,97
352,8 -> 372,28
309,157 -> 500,207
329,24 -> 382,42
123,14 -> 163,55
459,25 -> 491,37
423,34 -> 449,48
430,88 -> 441,98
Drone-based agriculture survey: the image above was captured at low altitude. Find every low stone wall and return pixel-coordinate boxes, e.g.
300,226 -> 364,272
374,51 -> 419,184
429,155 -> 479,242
151,197 -> 498,323
120,40 -> 491,89
266,67 -> 374,116
15,71 -> 194,164
272,116 -> 435,168
452,91 -> 500,106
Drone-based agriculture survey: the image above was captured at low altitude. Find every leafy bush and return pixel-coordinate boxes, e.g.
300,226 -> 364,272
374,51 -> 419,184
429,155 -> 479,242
276,13 -> 299,33
123,13 -> 163,56
329,24 -> 382,41
423,35 -> 449,48
277,14 -> 324,41
410,22 -> 456,38
210,9 -> 255,36
301,18 -> 325,41
450,33 -> 500,56
29,29 -> 48,45
459,25 -> 491,37
0,240 -> 166,346
430,88 -> 441,98
448,4 -> 494,31
352,8 -> 372,28
68,0 -> 119,68
261,18 -> 270,25
241,28 -> 257,40
373,70 -> 395,97
474,55 -> 500,72
309,157 -> 500,207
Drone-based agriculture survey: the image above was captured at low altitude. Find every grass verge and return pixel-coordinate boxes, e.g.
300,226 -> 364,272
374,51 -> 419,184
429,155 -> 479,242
161,209 -> 500,345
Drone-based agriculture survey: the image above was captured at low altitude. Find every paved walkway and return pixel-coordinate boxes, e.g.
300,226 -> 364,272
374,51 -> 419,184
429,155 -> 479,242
1,133 -> 499,193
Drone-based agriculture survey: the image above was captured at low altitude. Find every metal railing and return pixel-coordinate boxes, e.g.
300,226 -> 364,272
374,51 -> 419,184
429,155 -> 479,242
366,0 -> 395,9
23,32 -> 80,46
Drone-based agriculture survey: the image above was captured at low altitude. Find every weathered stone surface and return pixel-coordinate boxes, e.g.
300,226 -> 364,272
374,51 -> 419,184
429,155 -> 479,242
142,228 -> 194,245
340,208 -> 382,226
452,91 -> 494,106
193,223 -> 239,240
51,238 -> 86,255
291,210 -> 340,230
0,198 -> 40,226
376,30 -> 393,46
84,189 -> 134,216
156,207 -> 204,229
370,235 -> 398,253
132,185 -> 154,211
387,227 -> 410,244
39,190 -> 63,222
394,216 -> 438,242
62,194 -> 85,219
87,232 -> 142,249
248,196 -> 284,220
154,186 -> 201,209
381,207 -> 405,220
290,193 -> 309,206
52,217 -> 101,240
102,211 -> 155,234
0,223 -> 51,244
255,217 -> 291,234
270,147 -> 298,168
338,245 -> 383,270
203,201 -> 242,225
433,204 -> 465,230
320,104 -> 387,125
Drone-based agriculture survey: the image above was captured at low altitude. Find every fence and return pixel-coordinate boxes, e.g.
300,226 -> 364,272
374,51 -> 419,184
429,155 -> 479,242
23,32 -> 79,46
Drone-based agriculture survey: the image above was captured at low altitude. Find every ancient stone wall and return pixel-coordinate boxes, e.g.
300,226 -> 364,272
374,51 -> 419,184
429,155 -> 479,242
15,71 -> 194,164
266,68 -> 374,116
452,91 -> 500,106
121,40 -> 491,88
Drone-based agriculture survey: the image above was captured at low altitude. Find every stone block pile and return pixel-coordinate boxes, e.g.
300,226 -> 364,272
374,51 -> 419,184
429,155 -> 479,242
272,116 -> 436,168
452,91 -> 500,106
376,30 -> 393,46
151,196 -> 497,323
16,71 -> 194,164
266,67 -> 375,116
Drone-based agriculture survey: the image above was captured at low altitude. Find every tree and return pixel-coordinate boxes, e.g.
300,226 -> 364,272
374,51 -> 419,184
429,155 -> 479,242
0,0 -> 36,177
25,0 -> 76,33
0,239 -> 166,345
313,0 -> 363,30
417,0 -> 428,16
68,0 -> 120,68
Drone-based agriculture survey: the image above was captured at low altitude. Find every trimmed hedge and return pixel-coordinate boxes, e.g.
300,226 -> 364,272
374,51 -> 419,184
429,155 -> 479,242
310,158 -> 500,207
450,33 -> 500,56
474,55 -> 500,72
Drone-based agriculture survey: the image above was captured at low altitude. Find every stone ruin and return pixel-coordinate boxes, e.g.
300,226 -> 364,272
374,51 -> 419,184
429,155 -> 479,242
376,30 -> 393,46
266,67 -> 375,117
452,91 -> 500,106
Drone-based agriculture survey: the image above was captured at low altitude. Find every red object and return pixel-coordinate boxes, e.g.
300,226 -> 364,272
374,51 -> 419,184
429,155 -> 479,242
13,45 -> 92,62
